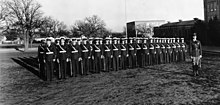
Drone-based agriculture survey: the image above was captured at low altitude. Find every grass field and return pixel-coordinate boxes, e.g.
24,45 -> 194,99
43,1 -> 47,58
0,50 -> 220,105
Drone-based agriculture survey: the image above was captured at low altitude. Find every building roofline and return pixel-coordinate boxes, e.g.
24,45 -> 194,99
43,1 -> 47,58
127,20 -> 166,23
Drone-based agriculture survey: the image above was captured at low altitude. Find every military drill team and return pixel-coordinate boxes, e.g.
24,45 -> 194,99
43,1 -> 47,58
38,37 -> 187,81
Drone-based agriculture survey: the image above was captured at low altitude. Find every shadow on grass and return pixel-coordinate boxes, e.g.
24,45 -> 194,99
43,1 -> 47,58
14,47 -> 24,52
11,57 -> 41,80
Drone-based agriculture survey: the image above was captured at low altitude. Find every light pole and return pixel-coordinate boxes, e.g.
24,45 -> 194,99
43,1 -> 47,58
124,0 -> 128,38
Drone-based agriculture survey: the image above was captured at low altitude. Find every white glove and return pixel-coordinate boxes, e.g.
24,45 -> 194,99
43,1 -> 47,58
199,55 -> 202,58
119,55 -> 121,58
126,54 -> 129,57
101,55 -> 104,59
79,57 -> 82,61
66,58 -> 71,62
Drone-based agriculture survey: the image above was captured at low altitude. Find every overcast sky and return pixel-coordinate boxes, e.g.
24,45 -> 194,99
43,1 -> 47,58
37,0 -> 204,32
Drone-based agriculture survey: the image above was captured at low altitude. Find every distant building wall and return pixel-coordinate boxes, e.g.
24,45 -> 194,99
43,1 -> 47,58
154,19 -> 209,45
204,0 -> 220,21
127,20 -> 166,38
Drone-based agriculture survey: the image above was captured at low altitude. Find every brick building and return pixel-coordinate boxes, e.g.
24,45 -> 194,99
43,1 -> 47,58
204,0 -> 220,21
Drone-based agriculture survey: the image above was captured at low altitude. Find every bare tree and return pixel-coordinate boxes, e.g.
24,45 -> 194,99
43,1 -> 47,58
71,15 -> 109,38
39,16 -> 68,38
39,16 -> 56,37
1,0 -> 42,51
136,23 -> 154,38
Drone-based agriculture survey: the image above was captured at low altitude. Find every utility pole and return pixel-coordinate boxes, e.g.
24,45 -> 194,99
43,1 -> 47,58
124,0 -> 128,38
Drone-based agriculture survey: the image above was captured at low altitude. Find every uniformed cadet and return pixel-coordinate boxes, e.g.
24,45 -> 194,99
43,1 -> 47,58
128,37 -> 135,68
180,38 -> 187,61
101,38 -> 105,71
57,38 -> 68,79
168,38 -> 172,63
70,39 -> 79,77
76,39 -> 83,75
65,39 -> 72,77
133,38 -> 138,68
149,38 -> 156,65
155,38 -> 161,64
146,38 -> 151,65
93,38 -> 102,73
38,39 -> 46,80
158,38 -> 163,64
44,38 -> 56,81
124,38 -> 130,69
163,38 -> 169,64
142,38 -> 149,67
136,38 -> 142,67
170,38 -> 176,62
112,38 -> 119,71
103,37 -> 111,71
190,33 -> 202,76
109,38 -> 114,71
173,38 -> 178,62
117,38 -> 123,70
120,38 -> 127,70
176,38 -> 181,62
54,39 -> 60,76
88,38 -> 94,73
160,38 -> 166,64
81,38 -> 89,75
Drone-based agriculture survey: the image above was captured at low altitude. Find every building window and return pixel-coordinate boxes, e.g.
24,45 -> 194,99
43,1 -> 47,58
207,4 -> 210,12
211,3 -> 214,12
214,2 -> 217,11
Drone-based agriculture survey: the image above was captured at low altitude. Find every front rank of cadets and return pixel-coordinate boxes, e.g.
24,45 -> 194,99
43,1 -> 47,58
38,37 -> 187,81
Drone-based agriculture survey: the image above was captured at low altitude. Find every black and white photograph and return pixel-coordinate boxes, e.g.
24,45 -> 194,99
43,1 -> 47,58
0,0 -> 220,104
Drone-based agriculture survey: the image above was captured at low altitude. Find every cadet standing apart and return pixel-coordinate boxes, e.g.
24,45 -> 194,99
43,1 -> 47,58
190,33 -> 202,76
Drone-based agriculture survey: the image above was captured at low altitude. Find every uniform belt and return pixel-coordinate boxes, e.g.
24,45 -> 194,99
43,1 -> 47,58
137,48 -> 141,50
129,48 -> 134,50
143,48 -> 148,50
95,50 -> 101,52
149,48 -> 154,49
40,52 -> 44,54
46,52 -> 54,54
113,49 -> 118,51
71,51 -> 78,53
121,49 -> 126,51
105,50 -> 110,52
82,50 -> 89,53
59,51 -> 66,53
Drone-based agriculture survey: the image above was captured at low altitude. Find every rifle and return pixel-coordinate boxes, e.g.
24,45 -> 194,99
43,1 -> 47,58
69,59 -> 73,76
57,59 -> 61,79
